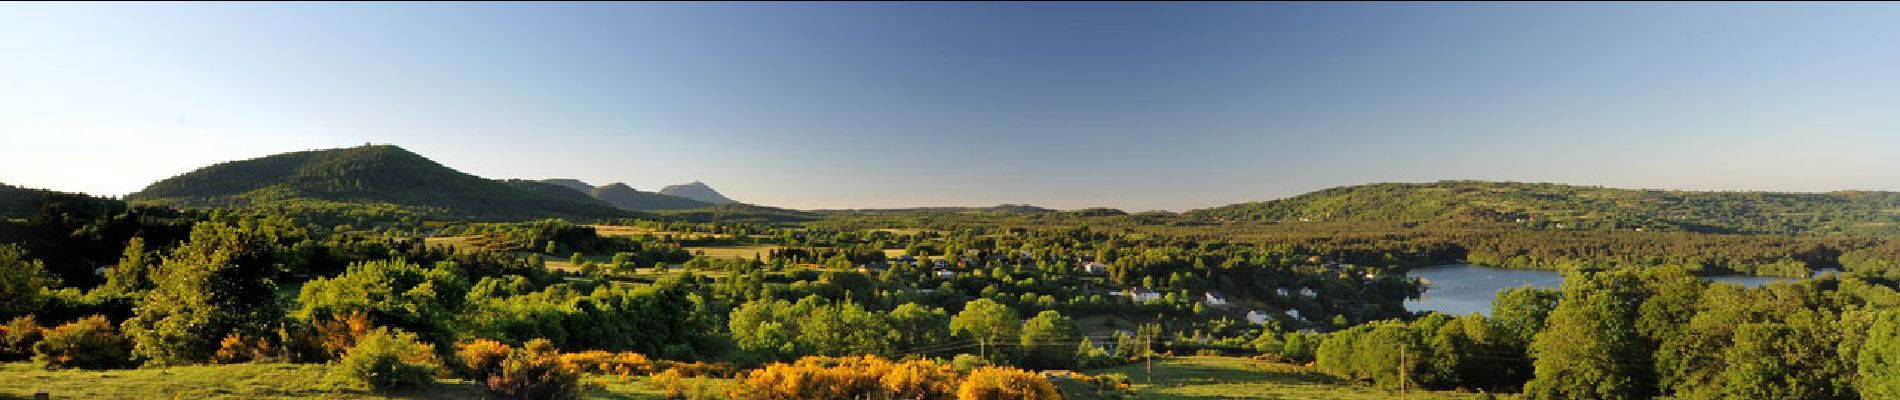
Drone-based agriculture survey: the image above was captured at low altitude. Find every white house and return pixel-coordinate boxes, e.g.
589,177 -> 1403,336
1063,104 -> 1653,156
935,269 -> 956,279
1124,288 -> 1162,302
1245,310 -> 1270,325
1082,261 -> 1109,275
1202,291 -> 1229,306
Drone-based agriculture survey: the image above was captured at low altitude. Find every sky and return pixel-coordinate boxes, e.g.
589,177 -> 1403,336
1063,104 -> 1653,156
3,2 -> 1899,211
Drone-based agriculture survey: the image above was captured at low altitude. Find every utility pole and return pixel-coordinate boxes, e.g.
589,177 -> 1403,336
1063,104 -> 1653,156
1145,334 -> 1153,386
1398,343 -> 1413,400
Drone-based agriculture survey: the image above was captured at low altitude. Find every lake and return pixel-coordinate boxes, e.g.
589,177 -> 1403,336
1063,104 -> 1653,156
1404,264 -> 1823,316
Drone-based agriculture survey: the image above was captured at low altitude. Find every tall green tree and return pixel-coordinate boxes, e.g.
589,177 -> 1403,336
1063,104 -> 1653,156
296,258 -> 469,345
951,298 -> 1019,361
1019,310 -> 1078,370
1523,271 -> 1650,400
98,237 -> 154,297
0,244 -> 55,320
887,303 -> 951,355
1862,310 -> 1900,400
1719,311 -> 1849,400
122,222 -> 284,366
1490,286 -> 1560,349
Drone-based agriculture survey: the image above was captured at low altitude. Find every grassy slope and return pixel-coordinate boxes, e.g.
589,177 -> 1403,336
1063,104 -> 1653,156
1085,356 -> 1484,400
0,363 -> 670,400
0,356 -> 1490,399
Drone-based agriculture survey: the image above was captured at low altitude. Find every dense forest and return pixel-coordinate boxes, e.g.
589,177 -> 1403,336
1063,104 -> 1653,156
8,147 -> 1900,399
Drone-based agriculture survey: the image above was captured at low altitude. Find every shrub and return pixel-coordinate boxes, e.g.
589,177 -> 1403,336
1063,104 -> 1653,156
1,315 -> 45,361
558,350 -> 653,378
881,359 -> 961,400
956,366 -> 1059,400
1064,372 -> 1138,399
484,339 -> 585,400
653,368 -> 726,400
333,328 -> 442,391
456,339 -> 513,379
729,355 -> 958,400
315,311 -> 375,359
33,315 -> 134,370
213,332 -> 275,364
951,353 -> 988,372
657,360 -> 733,379
275,321 -> 331,363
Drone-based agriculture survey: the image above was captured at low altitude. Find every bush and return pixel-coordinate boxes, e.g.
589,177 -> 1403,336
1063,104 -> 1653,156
729,355 -> 958,400
652,368 -> 726,400
881,359 -> 961,400
951,353 -> 988,372
558,350 -> 653,378
956,366 -> 1059,400
333,328 -> 442,391
456,339 -> 513,379
33,315 -> 134,370
315,311 -> 375,359
484,339 -> 585,400
656,360 -> 733,378
213,332 -> 275,364
1,315 -> 45,361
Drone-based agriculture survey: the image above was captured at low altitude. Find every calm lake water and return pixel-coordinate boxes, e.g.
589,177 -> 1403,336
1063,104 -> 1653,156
1404,264 -> 1822,316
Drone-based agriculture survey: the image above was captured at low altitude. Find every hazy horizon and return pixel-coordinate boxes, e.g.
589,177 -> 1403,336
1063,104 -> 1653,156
5,2 -> 1899,211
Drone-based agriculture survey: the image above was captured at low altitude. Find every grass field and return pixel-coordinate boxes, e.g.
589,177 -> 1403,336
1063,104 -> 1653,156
684,245 -> 782,259
420,236 -> 482,253
1,357 -> 1496,399
1084,356 -> 1487,400
587,225 -> 735,240
0,363 -> 672,400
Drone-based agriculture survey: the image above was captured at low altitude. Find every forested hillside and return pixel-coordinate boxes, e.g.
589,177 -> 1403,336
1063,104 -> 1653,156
1190,181 -> 1900,235
128,145 -> 630,221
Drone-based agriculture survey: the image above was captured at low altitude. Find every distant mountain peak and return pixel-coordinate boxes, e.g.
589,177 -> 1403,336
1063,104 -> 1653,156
533,179 -> 711,211
539,178 -> 595,194
659,181 -> 737,204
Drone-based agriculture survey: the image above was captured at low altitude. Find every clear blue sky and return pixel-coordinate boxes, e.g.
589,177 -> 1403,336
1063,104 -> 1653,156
3,2 -> 1898,211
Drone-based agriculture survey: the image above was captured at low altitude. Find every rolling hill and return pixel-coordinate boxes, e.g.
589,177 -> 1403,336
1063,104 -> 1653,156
658,181 -> 738,204
532,179 -> 713,211
128,145 -> 631,221
1189,180 -> 1900,235
588,183 -> 711,210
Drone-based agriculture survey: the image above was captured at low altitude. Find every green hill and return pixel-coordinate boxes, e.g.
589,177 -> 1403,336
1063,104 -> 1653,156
589,183 -> 711,211
128,145 -> 630,221
532,179 -> 713,211
1189,180 -> 1900,235
537,178 -> 596,194
0,182 -> 126,222
655,203 -> 818,224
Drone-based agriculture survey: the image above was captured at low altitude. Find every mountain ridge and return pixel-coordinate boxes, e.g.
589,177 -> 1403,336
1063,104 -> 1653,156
659,181 -> 737,204
127,145 -> 630,221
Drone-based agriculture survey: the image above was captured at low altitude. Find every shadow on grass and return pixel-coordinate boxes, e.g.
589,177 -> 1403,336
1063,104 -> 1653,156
375,380 -> 489,399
